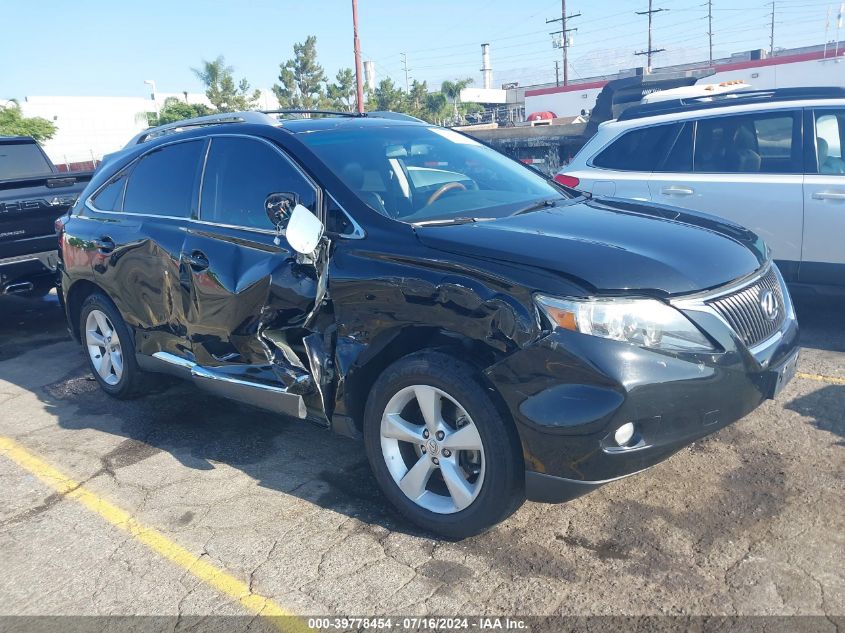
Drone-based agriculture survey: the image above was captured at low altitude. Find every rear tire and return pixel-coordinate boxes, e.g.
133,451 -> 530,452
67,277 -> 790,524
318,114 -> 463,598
363,350 -> 524,539
79,293 -> 151,399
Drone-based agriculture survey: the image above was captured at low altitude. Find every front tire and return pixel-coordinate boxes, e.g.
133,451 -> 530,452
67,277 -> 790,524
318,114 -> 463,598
79,293 -> 150,399
364,351 -> 524,539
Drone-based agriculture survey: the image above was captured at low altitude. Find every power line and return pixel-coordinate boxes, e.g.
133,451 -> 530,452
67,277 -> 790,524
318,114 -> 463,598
706,0 -> 713,64
547,0 -> 581,85
635,0 -> 668,71
400,52 -> 410,91
769,1 -> 775,54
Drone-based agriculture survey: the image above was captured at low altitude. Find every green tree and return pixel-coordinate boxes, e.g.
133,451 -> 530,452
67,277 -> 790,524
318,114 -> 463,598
0,101 -> 56,141
327,68 -> 357,112
147,97 -> 212,126
440,78 -> 474,120
406,80 -> 429,117
372,78 -> 406,112
192,56 -> 261,112
273,36 -> 328,109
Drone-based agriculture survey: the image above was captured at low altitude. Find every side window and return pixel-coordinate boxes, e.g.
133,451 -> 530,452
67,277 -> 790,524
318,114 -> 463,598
91,174 -> 127,211
199,137 -> 317,230
658,122 -> 693,173
592,124 -> 680,172
693,112 -> 800,174
814,111 -> 845,175
123,141 -> 203,217
325,195 -> 361,237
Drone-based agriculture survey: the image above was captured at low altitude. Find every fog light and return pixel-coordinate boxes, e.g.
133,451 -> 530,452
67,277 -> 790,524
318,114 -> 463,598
614,422 -> 635,446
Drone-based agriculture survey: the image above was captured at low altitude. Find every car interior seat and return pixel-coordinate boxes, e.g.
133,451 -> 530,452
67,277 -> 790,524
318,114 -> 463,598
726,125 -> 762,173
340,162 -> 389,216
817,137 -> 845,174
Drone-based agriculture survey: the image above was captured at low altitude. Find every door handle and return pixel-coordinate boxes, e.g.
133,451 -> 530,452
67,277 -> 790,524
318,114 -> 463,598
661,185 -> 695,196
184,250 -> 209,271
94,236 -> 115,254
811,190 -> 845,201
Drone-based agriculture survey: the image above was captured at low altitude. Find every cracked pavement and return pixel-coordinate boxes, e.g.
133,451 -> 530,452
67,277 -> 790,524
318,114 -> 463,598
0,291 -> 842,622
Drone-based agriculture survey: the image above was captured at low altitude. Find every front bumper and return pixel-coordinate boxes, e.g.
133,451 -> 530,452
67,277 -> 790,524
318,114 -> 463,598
485,292 -> 799,503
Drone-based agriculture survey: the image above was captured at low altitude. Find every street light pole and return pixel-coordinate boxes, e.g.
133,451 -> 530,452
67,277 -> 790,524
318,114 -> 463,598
352,0 -> 365,114
143,79 -> 158,111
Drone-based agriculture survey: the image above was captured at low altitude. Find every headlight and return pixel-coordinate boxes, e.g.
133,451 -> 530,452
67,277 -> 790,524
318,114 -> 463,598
535,295 -> 716,352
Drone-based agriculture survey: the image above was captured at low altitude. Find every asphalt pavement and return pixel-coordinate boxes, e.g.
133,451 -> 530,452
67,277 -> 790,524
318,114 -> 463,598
0,290 -> 842,631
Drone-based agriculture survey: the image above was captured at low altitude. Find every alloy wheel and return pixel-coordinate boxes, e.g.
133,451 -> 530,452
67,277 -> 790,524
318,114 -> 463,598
85,309 -> 124,386
380,384 -> 485,514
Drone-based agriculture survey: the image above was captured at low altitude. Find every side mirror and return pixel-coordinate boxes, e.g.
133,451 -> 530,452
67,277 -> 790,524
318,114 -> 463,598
285,204 -> 324,254
265,192 -> 297,228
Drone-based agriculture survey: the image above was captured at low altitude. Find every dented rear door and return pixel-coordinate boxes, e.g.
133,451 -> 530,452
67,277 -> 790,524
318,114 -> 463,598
180,135 -> 326,385
83,139 -> 204,357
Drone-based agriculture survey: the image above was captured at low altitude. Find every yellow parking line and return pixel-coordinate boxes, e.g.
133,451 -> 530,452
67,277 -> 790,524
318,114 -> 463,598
0,436 -> 308,633
796,372 -> 845,386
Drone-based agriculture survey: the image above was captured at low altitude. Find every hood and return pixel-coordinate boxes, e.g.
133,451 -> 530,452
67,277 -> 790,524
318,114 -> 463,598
413,197 -> 767,296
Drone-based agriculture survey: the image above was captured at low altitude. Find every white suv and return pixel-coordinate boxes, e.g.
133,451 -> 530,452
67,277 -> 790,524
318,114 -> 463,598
558,87 -> 845,292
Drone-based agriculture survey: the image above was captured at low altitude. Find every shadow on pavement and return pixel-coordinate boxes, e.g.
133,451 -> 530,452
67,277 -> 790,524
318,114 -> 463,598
0,292 -> 426,537
792,294 -> 845,353
786,385 -> 845,447
0,292 -> 67,361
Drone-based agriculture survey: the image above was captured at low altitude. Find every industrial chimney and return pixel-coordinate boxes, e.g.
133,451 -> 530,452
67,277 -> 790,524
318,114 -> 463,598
364,60 -> 376,91
481,43 -> 492,89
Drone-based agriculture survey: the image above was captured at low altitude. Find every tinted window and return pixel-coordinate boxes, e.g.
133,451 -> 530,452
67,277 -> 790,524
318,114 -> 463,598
0,142 -> 53,179
91,175 -> 127,211
659,122 -> 693,172
693,112 -> 799,174
593,124 -> 680,172
814,111 -> 845,175
123,141 -> 203,217
326,195 -> 359,236
200,137 -> 317,230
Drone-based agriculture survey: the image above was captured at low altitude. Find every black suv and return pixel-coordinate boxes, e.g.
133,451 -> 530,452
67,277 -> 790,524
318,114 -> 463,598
57,111 -> 799,538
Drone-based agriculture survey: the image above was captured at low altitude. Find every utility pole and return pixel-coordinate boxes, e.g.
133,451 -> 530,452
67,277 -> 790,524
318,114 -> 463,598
707,0 -> 713,66
769,1 -> 776,56
400,52 -> 410,92
555,60 -> 560,87
635,0 -> 667,72
547,0 -> 580,86
352,0 -> 365,114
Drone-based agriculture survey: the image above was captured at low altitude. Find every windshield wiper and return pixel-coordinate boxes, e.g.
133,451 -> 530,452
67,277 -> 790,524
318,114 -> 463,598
413,216 -> 493,227
510,198 -> 561,217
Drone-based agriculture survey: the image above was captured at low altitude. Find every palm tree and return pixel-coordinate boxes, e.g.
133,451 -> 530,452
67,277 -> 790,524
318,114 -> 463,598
440,78 -> 474,121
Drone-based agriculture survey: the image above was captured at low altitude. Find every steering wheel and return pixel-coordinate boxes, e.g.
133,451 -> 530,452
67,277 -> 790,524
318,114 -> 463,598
426,182 -> 467,206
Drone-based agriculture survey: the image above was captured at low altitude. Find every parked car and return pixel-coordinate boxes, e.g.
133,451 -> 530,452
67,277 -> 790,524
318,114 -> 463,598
57,111 -> 799,538
557,87 -> 845,293
0,136 -> 93,296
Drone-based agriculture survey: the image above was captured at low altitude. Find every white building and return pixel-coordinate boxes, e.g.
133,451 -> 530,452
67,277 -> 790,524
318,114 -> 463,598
524,44 -> 845,119
17,90 -> 280,168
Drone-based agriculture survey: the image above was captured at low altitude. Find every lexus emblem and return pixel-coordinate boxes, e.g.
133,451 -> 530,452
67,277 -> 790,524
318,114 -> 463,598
760,290 -> 779,321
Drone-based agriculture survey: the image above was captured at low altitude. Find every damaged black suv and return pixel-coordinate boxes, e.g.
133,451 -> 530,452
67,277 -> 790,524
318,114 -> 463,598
57,111 -> 799,538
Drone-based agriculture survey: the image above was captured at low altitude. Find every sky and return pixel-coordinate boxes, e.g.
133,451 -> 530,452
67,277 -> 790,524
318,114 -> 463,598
1,0 -> 840,100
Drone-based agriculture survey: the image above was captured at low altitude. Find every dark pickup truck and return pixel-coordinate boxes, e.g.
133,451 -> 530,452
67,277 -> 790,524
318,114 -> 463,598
0,136 -> 93,295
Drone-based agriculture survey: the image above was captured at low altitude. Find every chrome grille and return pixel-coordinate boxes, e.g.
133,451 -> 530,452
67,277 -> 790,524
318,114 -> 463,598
707,267 -> 785,348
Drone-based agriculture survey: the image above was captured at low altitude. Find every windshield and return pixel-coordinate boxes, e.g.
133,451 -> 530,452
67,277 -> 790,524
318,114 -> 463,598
298,125 -> 568,223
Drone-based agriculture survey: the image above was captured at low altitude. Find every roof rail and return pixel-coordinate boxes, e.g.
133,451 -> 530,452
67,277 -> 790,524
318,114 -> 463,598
617,86 -> 845,121
261,109 -> 364,118
126,111 -> 280,146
